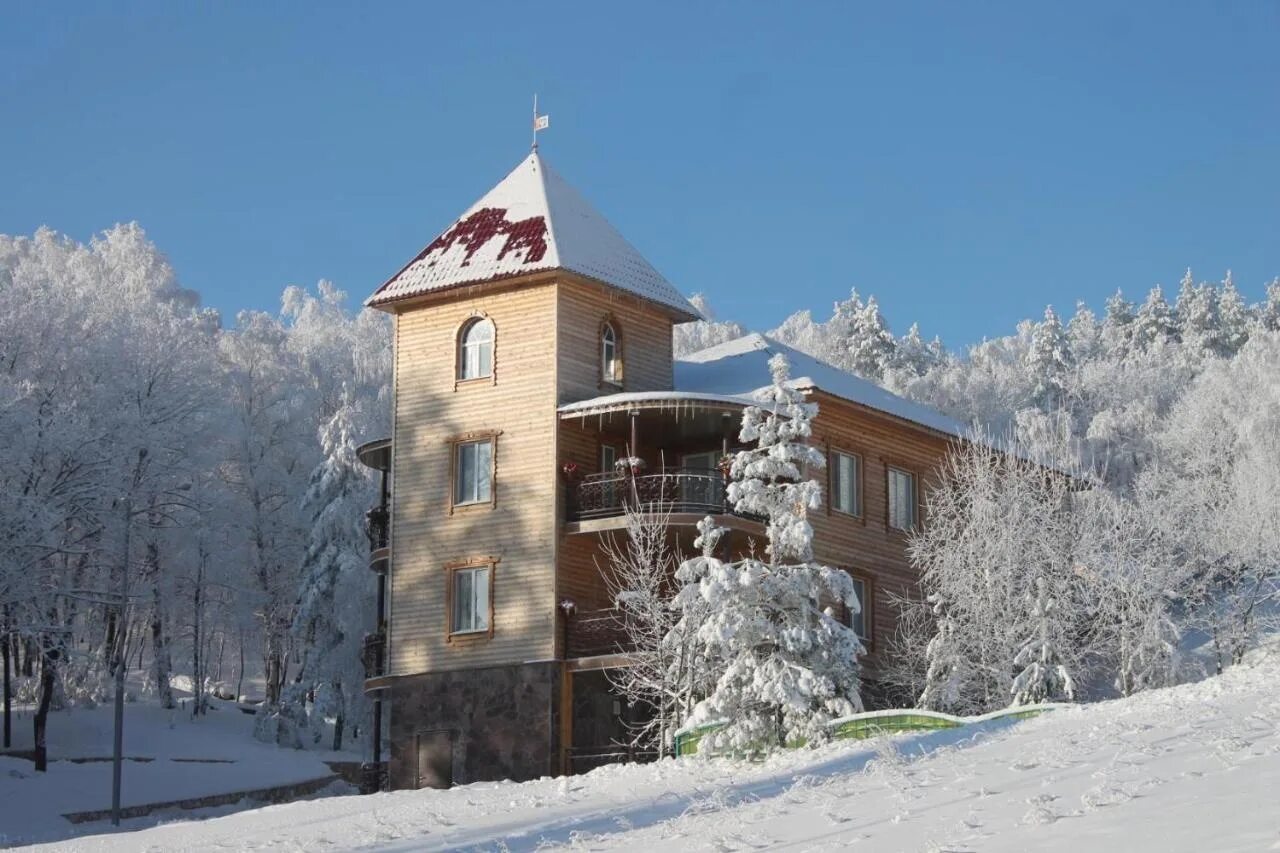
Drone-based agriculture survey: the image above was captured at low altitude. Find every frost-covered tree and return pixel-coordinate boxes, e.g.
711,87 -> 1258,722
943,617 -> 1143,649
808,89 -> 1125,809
1010,576 -> 1076,705
1174,269 -> 1221,359
284,403 -> 376,750
673,293 -> 748,357
1026,305 -> 1074,411
845,295 -> 897,382
1138,332 -> 1280,671
1067,301 -> 1101,364
1100,290 -> 1135,359
1217,272 -> 1252,356
671,354 -> 863,751
1131,285 -> 1178,352
910,434 -> 1088,713
597,499 -> 685,752
1259,278 -> 1280,332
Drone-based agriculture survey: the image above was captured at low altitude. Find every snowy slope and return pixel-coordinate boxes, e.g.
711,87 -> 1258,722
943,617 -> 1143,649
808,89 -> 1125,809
0,698 -> 354,847
26,642 -> 1280,852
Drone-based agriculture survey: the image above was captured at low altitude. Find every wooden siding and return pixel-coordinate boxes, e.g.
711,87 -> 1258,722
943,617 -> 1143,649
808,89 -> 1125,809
806,390 -> 953,671
389,279 -> 560,674
555,277 -> 674,405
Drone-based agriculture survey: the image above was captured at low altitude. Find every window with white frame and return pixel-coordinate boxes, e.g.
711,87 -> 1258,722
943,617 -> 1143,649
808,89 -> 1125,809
458,317 -> 494,381
887,467 -> 917,531
830,450 -> 861,516
601,322 -> 620,384
450,564 -> 490,635
453,439 -> 493,506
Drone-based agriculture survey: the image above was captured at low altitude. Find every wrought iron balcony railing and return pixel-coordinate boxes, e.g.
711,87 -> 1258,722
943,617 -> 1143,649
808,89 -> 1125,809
568,467 -> 737,521
565,608 -> 636,659
361,632 -> 386,680
365,506 -> 389,551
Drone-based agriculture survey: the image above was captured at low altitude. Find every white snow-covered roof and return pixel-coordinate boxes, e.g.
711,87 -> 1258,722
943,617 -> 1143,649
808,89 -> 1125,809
367,151 -> 696,319
675,333 -> 969,438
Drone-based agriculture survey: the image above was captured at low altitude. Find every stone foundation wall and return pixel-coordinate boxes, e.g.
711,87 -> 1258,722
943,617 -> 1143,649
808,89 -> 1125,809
386,660 -> 561,789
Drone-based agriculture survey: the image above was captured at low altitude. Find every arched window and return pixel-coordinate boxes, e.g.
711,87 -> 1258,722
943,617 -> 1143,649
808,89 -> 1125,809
601,321 -> 620,384
458,317 -> 494,380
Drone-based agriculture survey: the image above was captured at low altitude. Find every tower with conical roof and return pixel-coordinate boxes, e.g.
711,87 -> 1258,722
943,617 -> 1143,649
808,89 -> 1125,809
364,151 -> 696,789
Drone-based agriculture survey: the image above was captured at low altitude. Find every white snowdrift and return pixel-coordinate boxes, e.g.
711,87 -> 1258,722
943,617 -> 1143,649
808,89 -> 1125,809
23,642 -> 1280,852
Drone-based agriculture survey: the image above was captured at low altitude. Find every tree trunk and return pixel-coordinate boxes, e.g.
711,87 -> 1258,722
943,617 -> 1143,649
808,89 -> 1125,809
146,539 -> 175,710
33,640 -> 58,772
332,710 -> 344,752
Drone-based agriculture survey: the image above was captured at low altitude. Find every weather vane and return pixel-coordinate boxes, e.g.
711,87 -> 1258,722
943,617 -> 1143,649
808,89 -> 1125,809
532,94 -> 550,150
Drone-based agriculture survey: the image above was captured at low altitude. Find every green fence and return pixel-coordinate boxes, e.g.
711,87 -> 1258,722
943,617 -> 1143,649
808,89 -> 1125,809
673,703 -> 1066,757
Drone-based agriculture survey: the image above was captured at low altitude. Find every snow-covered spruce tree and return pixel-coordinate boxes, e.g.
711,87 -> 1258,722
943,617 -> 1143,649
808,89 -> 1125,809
1009,576 -> 1076,705
670,354 -> 864,752
1131,285 -> 1179,353
1026,305 -> 1074,411
1260,278 -> 1280,332
846,295 -> 897,382
273,402 -> 376,750
915,594 -> 970,712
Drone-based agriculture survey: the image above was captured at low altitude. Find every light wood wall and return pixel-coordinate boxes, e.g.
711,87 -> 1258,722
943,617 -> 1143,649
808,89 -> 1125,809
556,277 -> 674,405
388,280 -> 560,674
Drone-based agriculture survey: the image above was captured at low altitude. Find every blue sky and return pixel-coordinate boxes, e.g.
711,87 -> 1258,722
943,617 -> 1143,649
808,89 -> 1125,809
2,1 -> 1277,347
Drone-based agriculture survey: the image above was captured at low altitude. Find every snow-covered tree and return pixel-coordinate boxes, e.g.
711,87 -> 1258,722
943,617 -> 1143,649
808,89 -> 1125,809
1009,576 -> 1076,705
597,499 -> 685,752
671,354 -> 863,751
1026,305 -> 1074,411
845,295 -> 897,382
674,293 -> 748,357
1100,290 -> 1135,359
1131,285 -> 1178,352
910,434 -> 1088,713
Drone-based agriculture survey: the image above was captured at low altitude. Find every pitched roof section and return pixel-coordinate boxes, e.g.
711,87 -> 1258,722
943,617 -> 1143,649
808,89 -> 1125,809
675,333 -> 969,439
367,151 -> 696,319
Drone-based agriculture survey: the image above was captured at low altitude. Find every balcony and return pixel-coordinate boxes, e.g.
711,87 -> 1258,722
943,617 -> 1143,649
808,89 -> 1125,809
568,467 -> 735,521
565,608 -> 635,659
365,506 -> 389,552
362,632 -> 386,680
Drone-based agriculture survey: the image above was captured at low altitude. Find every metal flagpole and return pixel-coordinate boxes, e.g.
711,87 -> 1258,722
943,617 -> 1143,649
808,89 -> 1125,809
532,94 -> 539,150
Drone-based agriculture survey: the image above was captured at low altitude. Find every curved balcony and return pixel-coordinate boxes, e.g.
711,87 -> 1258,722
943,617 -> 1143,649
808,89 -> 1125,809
362,632 -> 386,682
569,467 -> 732,520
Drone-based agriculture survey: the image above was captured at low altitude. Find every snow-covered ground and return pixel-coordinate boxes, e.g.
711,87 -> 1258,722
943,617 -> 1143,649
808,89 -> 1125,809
0,695 -> 357,848
22,642 -> 1280,852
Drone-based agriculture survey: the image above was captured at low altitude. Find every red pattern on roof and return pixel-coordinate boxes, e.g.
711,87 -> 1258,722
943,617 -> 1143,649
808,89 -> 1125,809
422,207 -> 548,268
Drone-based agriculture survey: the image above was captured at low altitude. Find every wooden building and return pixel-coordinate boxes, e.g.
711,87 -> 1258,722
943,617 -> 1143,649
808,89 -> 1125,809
359,151 -> 968,790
